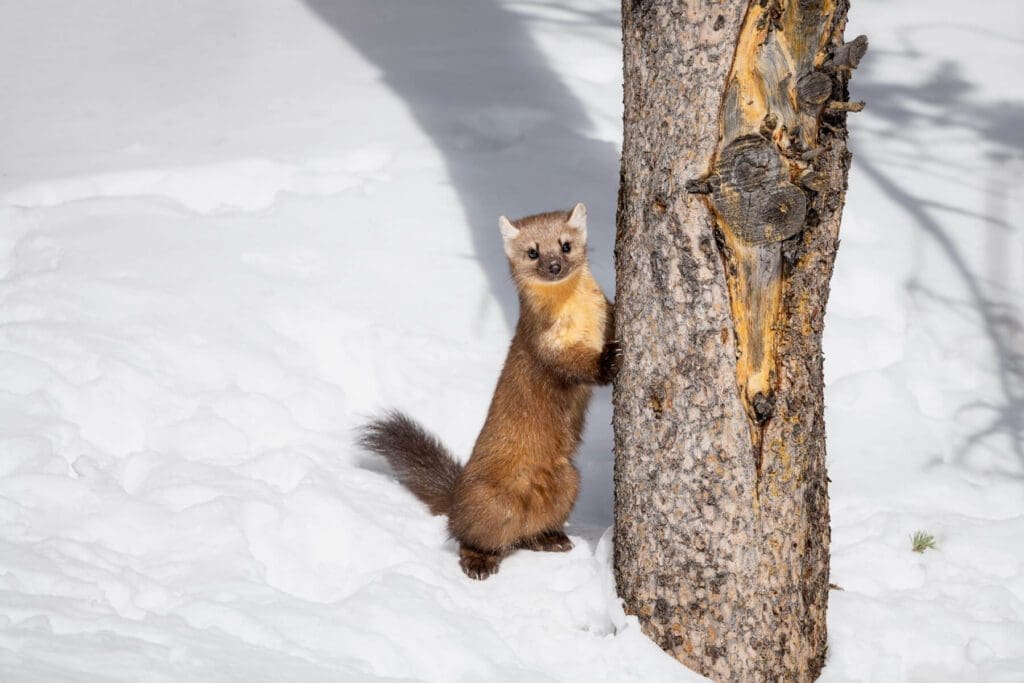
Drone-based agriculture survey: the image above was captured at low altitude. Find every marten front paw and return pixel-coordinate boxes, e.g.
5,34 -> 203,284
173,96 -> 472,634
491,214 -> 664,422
598,340 -> 622,383
459,546 -> 501,580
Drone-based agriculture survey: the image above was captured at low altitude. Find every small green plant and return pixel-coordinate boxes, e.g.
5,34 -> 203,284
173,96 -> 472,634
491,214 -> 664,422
911,530 -> 937,554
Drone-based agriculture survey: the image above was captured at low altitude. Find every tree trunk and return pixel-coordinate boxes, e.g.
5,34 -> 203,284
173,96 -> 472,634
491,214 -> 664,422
613,1 -> 864,680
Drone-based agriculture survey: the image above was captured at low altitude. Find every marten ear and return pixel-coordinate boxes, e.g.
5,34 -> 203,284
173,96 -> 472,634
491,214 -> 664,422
499,215 -> 519,242
567,202 -> 587,243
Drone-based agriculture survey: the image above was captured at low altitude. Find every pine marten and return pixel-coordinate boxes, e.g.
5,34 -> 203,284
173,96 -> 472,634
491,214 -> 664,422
359,203 -> 619,579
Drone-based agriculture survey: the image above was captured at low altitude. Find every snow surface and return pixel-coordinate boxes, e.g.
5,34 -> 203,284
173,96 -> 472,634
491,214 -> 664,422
1,0 -> 1021,680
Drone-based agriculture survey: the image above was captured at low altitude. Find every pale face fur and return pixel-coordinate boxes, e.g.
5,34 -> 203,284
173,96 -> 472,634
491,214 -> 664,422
499,203 -> 588,285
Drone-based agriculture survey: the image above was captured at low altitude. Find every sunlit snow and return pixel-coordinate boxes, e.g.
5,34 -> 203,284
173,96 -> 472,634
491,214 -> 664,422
1,0 -> 1021,680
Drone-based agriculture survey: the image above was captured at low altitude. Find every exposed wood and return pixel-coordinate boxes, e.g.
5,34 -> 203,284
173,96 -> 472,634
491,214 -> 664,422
824,34 -> 869,71
826,100 -> 866,112
703,0 -> 838,437
798,72 -> 834,108
615,0 -> 862,679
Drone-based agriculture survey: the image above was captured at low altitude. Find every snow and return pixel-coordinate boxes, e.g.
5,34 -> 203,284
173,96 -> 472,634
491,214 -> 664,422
0,0 -> 1021,681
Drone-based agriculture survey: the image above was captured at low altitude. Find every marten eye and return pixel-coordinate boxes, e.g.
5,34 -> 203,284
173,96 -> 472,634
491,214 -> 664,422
527,248 -> 539,260
561,242 -> 572,254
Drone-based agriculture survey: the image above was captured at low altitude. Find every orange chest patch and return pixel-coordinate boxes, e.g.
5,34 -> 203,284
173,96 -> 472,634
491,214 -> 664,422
527,269 -> 607,352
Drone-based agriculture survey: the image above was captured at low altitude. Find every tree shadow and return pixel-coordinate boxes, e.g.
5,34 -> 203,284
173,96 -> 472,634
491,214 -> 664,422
850,38 -> 1024,474
304,0 -> 621,528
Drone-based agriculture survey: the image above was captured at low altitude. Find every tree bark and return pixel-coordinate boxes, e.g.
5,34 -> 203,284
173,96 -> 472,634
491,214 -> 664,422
613,1 -> 863,680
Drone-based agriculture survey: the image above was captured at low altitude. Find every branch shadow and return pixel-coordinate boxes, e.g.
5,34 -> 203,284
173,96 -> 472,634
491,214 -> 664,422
850,38 -> 1024,474
303,0 -> 621,530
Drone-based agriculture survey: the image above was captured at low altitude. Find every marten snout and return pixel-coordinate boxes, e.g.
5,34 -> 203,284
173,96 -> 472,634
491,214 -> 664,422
536,255 -> 569,281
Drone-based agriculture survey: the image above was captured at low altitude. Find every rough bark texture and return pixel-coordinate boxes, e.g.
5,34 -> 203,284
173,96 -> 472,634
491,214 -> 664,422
614,1 -> 861,680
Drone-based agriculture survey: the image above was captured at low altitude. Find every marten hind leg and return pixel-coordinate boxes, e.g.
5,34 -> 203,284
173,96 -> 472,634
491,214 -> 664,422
458,544 -> 504,580
518,529 -> 573,552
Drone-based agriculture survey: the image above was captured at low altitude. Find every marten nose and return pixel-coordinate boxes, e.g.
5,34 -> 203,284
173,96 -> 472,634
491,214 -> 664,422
548,261 -> 562,275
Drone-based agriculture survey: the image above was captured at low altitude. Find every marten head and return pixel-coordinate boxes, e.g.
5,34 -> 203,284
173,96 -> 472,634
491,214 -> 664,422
499,203 -> 588,286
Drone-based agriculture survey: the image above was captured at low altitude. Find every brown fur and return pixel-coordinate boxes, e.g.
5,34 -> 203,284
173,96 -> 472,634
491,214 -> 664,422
359,204 -> 618,580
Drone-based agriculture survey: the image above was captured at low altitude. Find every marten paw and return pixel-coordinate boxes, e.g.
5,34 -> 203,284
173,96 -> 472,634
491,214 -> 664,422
521,530 -> 574,553
459,546 -> 501,580
598,340 -> 622,383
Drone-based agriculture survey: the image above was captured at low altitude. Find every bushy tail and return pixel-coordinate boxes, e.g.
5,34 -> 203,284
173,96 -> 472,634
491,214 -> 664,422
358,410 -> 462,516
